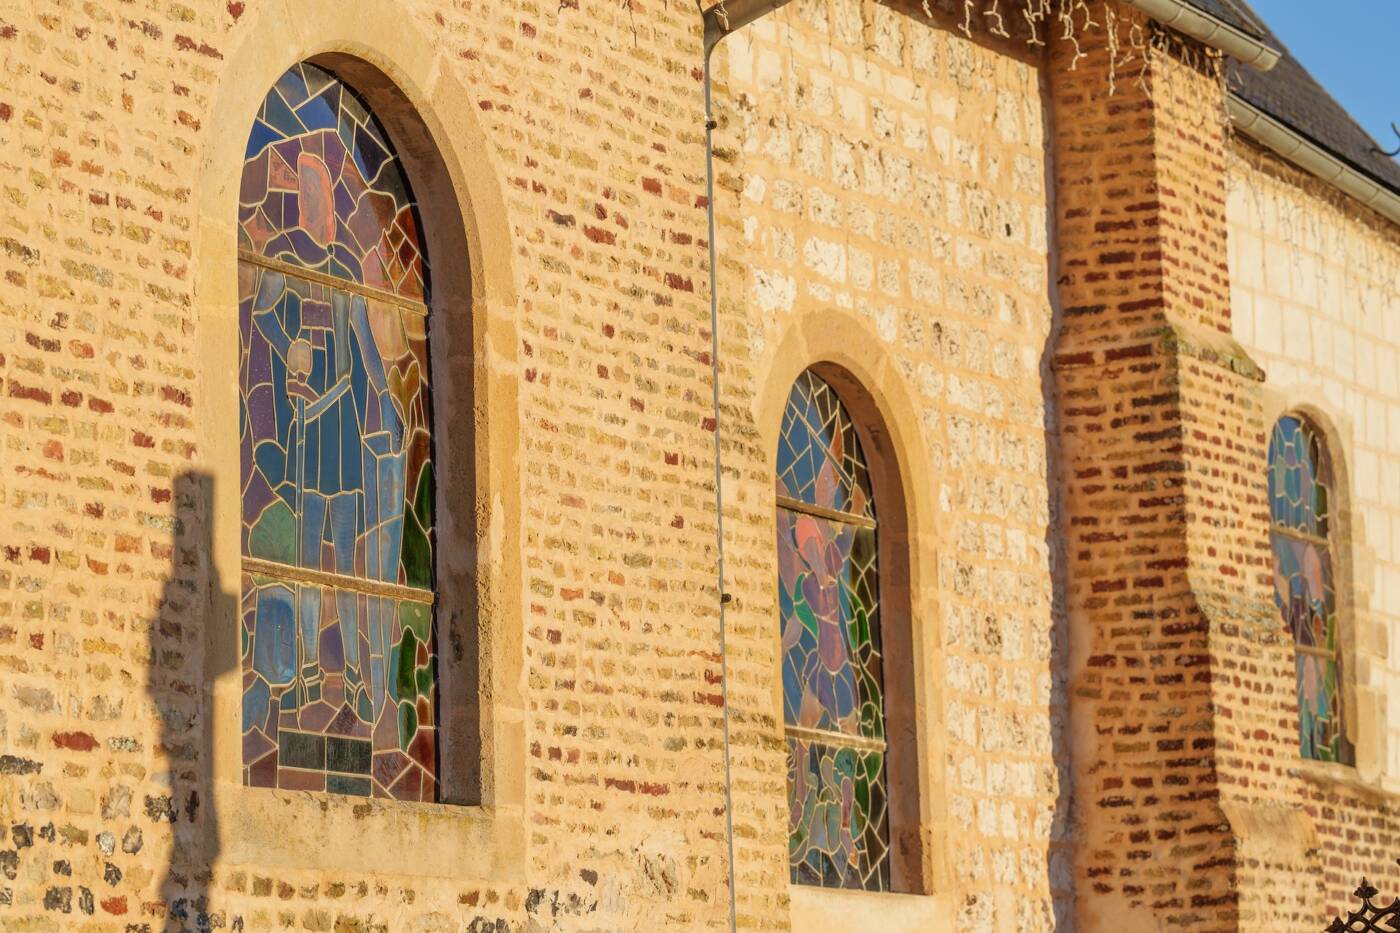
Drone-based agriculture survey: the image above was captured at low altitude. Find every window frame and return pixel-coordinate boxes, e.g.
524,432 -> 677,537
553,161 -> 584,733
1267,410 -> 1356,767
773,362 -> 927,896
192,14 -> 526,883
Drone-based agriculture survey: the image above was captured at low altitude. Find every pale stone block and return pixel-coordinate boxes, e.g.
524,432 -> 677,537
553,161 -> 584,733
763,118 -> 793,164
803,69 -> 834,117
848,246 -> 873,290
878,258 -> 901,297
1385,569 -> 1400,627
887,73 -> 919,106
1332,323 -> 1356,375
837,85 -> 865,127
770,178 -> 802,213
909,24 -> 939,74
1232,289 -> 1254,345
851,54 -> 883,93
755,48 -> 783,91
1368,508 -> 1392,560
929,90 -> 956,123
1367,394 -> 1387,448
1281,303 -> 1311,360
882,150 -> 912,203
807,187 -> 840,227
1378,346 -> 1399,396
1357,336 -> 1378,390
741,173 -> 767,205
751,268 -> 795,314
874,302 -> 897,342
932,125 -> 952,165
871,3 -> 904,65
770,225 -> 796,263
1251,296 -> 1283,354
995,89 -> 1021,144
899,112 -> 928,153
749,16 -> 779,42
831,135 -> 859,189
871,98 -> 897,141
828,0 -> 861,43
795,121 -> 825,174
726,32 -> 754,85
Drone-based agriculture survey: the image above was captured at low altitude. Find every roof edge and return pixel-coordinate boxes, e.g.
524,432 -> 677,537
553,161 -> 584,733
1228,96 -> 1400,229
1123,0 -> 1280,71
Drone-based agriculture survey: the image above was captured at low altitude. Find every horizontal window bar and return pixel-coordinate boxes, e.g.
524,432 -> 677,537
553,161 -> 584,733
238,249 -> 428,317
1293,643 -> 1339,660
1271,524 -> 1330,548
783,723 -> 886,754
242,556 -> 434,605
776,495 -> 876,530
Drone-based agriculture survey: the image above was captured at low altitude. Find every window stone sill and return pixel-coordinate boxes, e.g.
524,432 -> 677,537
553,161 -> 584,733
1293,758 -> 1392,798
788,884 -> 950,932
215,781 -> 525,881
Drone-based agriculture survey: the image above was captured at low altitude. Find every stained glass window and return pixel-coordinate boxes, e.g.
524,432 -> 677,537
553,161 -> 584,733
776,370 -> 890,891
1268,414 -> 1353,765
238,63 -> 438,800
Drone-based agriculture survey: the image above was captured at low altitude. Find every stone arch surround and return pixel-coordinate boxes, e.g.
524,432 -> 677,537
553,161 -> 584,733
752,307 -> 954,925
187,0 -> 526,880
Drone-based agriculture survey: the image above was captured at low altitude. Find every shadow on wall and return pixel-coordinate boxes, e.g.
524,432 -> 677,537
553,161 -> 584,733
153,470 -> 234,932
1040,225 -> 1074,928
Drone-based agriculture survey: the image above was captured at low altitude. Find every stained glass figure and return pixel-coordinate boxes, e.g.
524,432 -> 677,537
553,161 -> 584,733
238,63 -> 438,801
1268,414 -> 1353,765
239,62 -> 427,300
776,370 -> 890,891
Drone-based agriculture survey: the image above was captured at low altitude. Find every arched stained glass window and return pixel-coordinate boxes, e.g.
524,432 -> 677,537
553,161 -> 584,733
238,62 -> 438,800
776,370 -> 890,891
1268,414 -> 1353,765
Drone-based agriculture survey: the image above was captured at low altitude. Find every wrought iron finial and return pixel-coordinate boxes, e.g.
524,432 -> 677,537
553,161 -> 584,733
1374,122 -> 1400,159
1327,863 -> 1400,932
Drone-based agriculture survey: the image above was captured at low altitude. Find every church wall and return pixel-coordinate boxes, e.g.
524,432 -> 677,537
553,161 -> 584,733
1228,142 -> 1400,916
713,1 -> 1063,927
0,0 -> 731,927
0,0 -> 1063,930
2,0 -> 1400,928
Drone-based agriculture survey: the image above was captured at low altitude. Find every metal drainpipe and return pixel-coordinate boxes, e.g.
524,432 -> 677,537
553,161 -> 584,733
698,0 -> 792,929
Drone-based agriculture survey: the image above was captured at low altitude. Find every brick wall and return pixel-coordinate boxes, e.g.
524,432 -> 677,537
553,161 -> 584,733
1046,11 -> 1292,928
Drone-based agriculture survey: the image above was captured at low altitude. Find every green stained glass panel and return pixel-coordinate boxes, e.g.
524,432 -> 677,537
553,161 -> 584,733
239,574 -> 438,800
786,738 -> 890,891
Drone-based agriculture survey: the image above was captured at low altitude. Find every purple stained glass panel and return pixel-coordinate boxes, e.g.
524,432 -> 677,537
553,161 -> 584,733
776,371 -> 874,520
239,62 -> 427,300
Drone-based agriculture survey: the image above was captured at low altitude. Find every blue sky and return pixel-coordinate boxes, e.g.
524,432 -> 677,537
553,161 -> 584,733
1250,0 -> 1400,159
